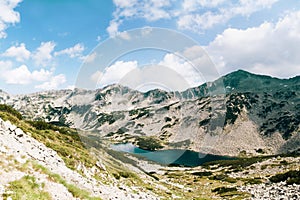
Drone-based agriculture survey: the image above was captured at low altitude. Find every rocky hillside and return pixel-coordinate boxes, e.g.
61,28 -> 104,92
0,108 -> 299,200
2,70 -> 300,156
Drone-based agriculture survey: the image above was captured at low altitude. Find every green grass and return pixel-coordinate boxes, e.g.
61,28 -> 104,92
3,175 -> 51,200
0,109 -> 97,171
0,104 -> 22,120
32,162 -> 102,200
243,177 -> 263,185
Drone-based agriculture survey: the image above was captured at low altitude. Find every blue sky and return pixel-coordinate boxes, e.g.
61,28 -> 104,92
0,0 -> 300,94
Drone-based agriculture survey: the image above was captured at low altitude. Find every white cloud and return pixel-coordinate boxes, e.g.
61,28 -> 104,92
233,0 -> 279,16
113,0 -> 138,8
54,43 -> 85,58
0,0 -> 22,38
1,65 -> 52,85
159,53 -> 204,87
35,74 -> 66,90
3,65 -> 31,84
206,10 -> 300,77
66,85 -> 75,90
118,31 -> 131,40
107,0 -> 172,37
106,20 -> 121,37
178,0 -> 278,32
108,0 -> 278,35
90,70 -> 103,84
182,0 -> 226,12
106,21 -> 132,39
178,12 -> 227,32
2,43 -> 31,62
0,60 -> 13,70
92,60 -> 138,86
84,52 -> 97,63
32,41 -> 56,67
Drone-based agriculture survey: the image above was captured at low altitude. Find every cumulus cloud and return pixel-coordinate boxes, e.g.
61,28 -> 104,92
91,60 -> 138,86
2,43 -> 31,62
0,0 -> 22,38
54,43 -> 85,58
158,53 -> 204,87
90,52 -> 212,91
90,70 -> 103,84
0,62 -> 66,90
106,20 -> 121,37
206,10 -> 300,77
32,41 -> 56,67
84,52 -> 97,63
0,60 -> 13,71
1,65 -> 52,85
35,74 -> 66,90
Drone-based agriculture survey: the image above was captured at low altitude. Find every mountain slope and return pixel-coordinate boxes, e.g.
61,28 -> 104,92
1,70 -> 300,156
0,109 -> 161,199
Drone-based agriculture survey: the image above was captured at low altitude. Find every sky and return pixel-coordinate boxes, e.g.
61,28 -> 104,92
0,0 -> 300,94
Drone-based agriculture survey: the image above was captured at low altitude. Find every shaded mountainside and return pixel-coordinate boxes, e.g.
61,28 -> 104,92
1,70 -> 300,156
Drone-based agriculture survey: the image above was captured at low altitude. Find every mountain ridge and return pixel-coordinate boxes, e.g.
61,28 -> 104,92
1,69 -> 299,96
1,70 -> 299,156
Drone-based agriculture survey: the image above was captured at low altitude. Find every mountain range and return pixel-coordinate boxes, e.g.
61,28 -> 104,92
1,70 -> 299,156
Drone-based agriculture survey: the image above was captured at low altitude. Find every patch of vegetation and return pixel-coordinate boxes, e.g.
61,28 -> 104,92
116,127 -> 129,134
97,111 -> 125,126
168,139 -> 191,148
134,136 -> 163,151
129,108 -> 151,119
161,123 -> 172,130
255,148 -> 265,154
203,156 -> 271,171
269,170 -> 300,185
209,174 -> 237,183
0,104 -> 22,120
0,110 -> 97,171
164,117 -> 172,122
32,163 -> 101,200
191,171 -> 212,177
223,93 -> 255,125
199,118 -> 210,126
95,92 -> 105,101
112,171 -> 137,180
243,177 -> 263,185
260,165 -> 268,170
97,113 -> 115,126
3,175 -> 51,200
212,186 -> 237,194
265,114 -> 300,139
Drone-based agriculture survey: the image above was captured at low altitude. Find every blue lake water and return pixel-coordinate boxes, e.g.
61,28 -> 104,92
111,143 -> 234,167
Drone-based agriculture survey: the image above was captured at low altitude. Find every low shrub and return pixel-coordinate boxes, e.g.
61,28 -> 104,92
269,170 -> 300,185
